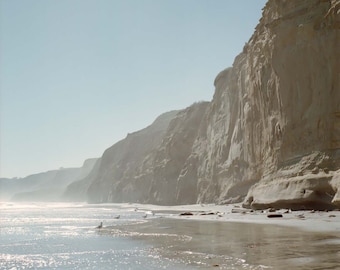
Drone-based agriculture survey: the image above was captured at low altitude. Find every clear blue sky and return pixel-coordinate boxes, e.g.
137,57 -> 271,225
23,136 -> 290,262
0,0 -> 267,178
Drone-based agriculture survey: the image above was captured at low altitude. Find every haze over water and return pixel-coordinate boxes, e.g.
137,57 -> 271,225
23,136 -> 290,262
1,203 -> 340,269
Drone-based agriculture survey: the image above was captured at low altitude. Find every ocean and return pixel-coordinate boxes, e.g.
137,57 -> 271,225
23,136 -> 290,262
1,203 -> 339,269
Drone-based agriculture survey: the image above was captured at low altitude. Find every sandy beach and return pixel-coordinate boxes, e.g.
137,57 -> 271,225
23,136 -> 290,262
117,203 -> 340,233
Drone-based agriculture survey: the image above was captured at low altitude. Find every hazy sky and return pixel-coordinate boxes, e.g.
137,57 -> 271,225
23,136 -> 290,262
1,0 -> 267,178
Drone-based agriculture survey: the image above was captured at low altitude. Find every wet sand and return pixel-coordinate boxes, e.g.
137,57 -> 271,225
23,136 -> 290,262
107,218 -> 340,269
109,217 -> 340,269
104,203 -> 340,269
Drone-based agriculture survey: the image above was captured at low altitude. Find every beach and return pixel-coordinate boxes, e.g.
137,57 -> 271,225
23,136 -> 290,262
1,202 -> 340,269
103,203 -> 340,269
117,202 -> 340,233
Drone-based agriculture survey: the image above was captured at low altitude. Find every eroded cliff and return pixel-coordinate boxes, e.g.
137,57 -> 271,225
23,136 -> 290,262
198,0 -> 340,209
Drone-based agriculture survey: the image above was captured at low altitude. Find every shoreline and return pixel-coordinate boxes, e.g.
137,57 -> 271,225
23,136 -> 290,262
2,201 -> 339,269
118,202 -> 340,233
111,203 -> 340,269
2,201 -> 340,233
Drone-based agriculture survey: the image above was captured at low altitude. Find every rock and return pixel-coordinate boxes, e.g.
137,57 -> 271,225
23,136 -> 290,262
244,171 -> 338,210
199,212 -> 217,216
179,212 -> 194,216
267,214 -> 283,218
312,167 -> 320,174
330,171 -> 340,207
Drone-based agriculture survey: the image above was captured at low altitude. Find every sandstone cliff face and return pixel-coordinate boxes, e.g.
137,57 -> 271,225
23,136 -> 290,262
83,0 -> 339,209
241,0 -> 340,209
135,102 -> 209,205
193,0 -> 340,209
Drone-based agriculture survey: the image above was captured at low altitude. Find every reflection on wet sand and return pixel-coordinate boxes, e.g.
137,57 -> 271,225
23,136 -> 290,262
109,218 -> 340,269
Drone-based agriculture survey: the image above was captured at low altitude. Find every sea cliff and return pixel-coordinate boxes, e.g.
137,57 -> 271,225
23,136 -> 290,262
80,0 -> 339,209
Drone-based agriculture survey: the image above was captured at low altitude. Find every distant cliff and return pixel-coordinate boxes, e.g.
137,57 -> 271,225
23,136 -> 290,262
82,0 -> 339,209
0,158 -> 97,202
62,159 -> 102,201
83,108 -> 208,203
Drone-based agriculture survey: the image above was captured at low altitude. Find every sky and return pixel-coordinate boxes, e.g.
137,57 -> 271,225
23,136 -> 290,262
0,0 -> 267,178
